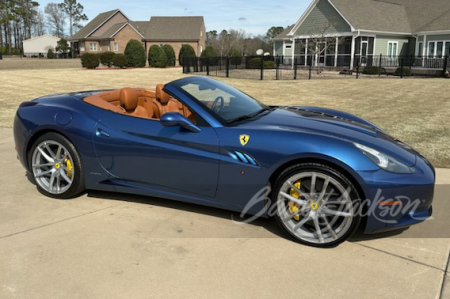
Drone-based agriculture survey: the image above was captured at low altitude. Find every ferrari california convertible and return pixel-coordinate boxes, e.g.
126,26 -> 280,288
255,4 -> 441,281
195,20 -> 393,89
13,76 -> 435,247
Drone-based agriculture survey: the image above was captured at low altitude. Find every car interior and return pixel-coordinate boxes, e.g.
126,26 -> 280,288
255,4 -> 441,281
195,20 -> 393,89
83,84 -> 196,123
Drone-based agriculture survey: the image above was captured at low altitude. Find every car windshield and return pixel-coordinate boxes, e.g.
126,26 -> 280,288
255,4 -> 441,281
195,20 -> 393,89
175,78 -> 269,124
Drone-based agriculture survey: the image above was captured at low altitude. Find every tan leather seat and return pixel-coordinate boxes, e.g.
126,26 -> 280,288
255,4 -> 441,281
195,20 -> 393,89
119,87 -> 152,118
84,95 -> 125,113
154,84 -> 196,123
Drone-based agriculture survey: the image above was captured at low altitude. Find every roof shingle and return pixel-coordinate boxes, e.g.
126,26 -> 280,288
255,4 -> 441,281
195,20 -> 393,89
69,9 -> 121,40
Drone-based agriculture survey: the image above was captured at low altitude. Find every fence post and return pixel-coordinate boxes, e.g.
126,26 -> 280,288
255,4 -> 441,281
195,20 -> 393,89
206,57 -> 210,76
294,58 -> 298,80
276,59 -> 279,80
443,55 -> 448,78
308,58 -> 312,80
379,54 -> 382,77
356,58 -> 359,79
400,58 -> 404,79
185,58 -> 190,74
260,57 -> 264,80
226,58 -> 230,78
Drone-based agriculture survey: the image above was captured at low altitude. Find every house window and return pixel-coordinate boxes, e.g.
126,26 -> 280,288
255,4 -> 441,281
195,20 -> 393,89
428,42 -> 435,57
113,43 -> 118,52
387,42 -> 398,58
89,43 -> 98,51
428,41 -> 450,57
418,42 -> 423,57
80,43 -> 85,52
436,42 -> 444,57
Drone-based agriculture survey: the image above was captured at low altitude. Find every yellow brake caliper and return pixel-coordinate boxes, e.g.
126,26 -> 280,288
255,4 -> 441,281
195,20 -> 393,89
288,181 -> 301,221
65,157 -> 73,179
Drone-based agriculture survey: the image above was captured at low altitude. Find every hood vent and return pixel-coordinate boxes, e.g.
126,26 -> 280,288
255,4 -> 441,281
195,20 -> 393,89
227,150 -> 258,166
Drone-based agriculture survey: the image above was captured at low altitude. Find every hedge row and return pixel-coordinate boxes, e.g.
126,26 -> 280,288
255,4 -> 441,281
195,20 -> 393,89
80,52 -> 128,69
81,40 -> 181,69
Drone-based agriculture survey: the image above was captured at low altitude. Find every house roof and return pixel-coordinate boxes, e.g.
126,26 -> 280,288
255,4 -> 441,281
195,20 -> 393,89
290,0 -> 450,36
330,0 -> 412,33
386,0 -> 450,32
141,17 -> 204,41
69,9 -> 125,40
23,34 -> 60,42
273,25 -> 295,41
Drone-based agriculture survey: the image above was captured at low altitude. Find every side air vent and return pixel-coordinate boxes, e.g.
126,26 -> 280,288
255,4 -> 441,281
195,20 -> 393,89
227,150 -> 258,166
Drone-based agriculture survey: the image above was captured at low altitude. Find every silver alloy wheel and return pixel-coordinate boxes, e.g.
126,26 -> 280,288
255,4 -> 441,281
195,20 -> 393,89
277,171 -> 354,244
32,140 -> 74,195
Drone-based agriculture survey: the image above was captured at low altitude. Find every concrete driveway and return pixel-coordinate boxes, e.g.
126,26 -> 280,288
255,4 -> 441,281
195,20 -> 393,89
1,128 -> 449,299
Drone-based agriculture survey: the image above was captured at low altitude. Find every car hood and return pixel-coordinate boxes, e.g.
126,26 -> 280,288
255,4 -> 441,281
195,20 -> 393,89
236,106 -> 418,166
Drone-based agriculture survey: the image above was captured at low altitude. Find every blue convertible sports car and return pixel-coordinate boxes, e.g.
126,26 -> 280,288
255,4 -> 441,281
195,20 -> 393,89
14,76 -> 435,247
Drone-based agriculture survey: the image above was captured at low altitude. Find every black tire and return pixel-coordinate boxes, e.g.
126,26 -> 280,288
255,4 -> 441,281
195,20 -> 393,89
272,163 -> 361,247
28,132 -> 85,199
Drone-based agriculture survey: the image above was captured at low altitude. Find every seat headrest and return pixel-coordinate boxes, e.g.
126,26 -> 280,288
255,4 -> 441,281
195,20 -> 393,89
156,84 -> 171,104
119,87 -> 138,110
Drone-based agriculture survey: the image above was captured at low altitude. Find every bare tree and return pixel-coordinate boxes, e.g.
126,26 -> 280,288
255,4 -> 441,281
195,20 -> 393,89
32,9 -> 45,36
297,20 -> 346,73
45,2 -> 65,38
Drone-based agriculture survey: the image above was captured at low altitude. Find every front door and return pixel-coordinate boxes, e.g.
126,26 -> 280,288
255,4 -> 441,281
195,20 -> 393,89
93,112 -> 220,198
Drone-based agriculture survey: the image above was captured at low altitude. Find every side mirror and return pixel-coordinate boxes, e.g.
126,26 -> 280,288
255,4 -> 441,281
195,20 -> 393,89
160,112 -> 201,133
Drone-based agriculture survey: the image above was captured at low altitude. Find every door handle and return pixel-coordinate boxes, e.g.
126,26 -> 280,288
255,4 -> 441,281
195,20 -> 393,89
96,128 -> 110,137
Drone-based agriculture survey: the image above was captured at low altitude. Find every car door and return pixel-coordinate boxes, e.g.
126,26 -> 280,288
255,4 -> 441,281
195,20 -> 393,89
93,111 -> 220,198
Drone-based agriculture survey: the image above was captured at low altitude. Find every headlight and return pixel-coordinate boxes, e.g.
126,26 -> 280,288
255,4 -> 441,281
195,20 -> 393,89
354,143 -> 414,174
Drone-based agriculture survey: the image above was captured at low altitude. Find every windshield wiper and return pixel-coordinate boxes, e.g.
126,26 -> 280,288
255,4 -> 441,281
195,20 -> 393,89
227,107 -> 271,124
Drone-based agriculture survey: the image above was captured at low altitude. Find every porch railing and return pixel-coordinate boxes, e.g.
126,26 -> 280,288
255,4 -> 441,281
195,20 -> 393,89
182,55 -> 450,80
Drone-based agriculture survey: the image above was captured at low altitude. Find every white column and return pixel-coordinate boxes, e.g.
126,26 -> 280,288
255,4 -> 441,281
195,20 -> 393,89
423,34 -> 427,56
350,35 -> 356,69
335,37 -> 339,67
423,34 -> 427,66
305,38 -> 308,66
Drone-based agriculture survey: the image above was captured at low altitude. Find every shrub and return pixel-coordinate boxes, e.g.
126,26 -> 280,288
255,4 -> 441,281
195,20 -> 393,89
247,57 -> 263,69
148,45 -> 167,68
47,49 -> 54,59
124,39 -> 146,67
201,46 -> 218,58
263,60 -> 276,69
113,54 -> 128,68
362,66 -> 382,75
395,67 -> 413,76
162,45 -> 176,66
179,44 -> 196,66
229,48 -> 242,65
99,51 -> 116,68
80,53 -> 100,69
247,57 -> 275,69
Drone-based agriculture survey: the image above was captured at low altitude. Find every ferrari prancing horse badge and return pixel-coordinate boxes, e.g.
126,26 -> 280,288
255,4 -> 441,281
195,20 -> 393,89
240,134 -> 250,146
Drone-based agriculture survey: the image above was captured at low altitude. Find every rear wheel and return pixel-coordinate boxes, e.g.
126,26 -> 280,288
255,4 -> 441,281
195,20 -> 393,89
29,133 -> 85,199
273,163 -> 361,247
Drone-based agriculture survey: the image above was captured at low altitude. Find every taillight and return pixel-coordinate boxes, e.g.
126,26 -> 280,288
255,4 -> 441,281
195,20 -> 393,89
19,101 -> 38,108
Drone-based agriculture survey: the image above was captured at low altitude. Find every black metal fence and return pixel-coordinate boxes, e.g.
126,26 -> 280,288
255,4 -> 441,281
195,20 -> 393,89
183,55 -> 450,80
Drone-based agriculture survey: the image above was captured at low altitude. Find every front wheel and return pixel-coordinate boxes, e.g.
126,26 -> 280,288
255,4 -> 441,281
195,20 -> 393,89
29,132 -> 85,199
273,163 -> 361,247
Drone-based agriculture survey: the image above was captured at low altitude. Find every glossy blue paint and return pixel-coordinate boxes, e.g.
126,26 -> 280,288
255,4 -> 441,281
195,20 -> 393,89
13,76 -> 435,235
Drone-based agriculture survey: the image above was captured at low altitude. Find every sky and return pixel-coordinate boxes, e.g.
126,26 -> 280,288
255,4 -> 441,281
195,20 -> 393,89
37,0 -> 313,36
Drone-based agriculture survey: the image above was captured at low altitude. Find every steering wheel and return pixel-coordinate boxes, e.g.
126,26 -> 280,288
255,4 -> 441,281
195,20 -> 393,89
211,96 -> 224,113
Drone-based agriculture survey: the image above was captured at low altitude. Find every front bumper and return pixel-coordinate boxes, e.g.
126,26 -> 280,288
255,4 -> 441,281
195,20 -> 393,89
359,155 -> 435,234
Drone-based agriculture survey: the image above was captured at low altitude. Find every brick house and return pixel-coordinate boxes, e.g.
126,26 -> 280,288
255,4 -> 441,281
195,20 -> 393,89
69,9 -> 205,63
